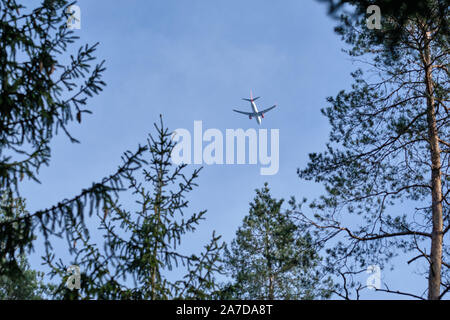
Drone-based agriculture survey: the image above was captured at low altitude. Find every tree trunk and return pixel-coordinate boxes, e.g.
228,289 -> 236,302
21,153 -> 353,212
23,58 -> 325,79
268,273 -> 274,300
264,219 -> 274,299
423,29 -> 443,300
151,171 -> 163,299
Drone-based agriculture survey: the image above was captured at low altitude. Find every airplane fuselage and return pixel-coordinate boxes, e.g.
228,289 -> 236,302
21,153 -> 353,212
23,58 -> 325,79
251,101 -> 261,125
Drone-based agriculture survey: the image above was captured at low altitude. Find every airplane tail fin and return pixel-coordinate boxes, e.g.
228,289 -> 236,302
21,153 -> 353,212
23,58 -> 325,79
243,90 -> 260,102
242,97 -> 260,102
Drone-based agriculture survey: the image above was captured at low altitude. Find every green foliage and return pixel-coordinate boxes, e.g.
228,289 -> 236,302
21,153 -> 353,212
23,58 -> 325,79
0,0 -> 147,280
0,254 -> 55,300
0,193 -> 55,299
45,117 -> 225,300
300,1 -> 448,299
0,1 -> 221,300
318,0 -> 449,51
223,183 -> 333,300
0,0 -> 105,189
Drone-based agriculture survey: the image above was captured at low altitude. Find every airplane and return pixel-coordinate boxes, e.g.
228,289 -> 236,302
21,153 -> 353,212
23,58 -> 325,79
233,91 -> 277,125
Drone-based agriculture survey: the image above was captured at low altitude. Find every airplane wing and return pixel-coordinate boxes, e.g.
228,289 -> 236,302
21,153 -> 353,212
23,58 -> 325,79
257,105 -> 277,115
233,109 -> 256,116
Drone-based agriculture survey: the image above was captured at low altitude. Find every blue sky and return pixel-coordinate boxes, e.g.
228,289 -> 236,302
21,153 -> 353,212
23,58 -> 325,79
20,0 -> 427,299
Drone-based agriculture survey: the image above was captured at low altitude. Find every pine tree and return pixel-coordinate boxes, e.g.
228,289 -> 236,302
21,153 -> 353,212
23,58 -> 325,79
223,183 -> 332,300
317,0 -> 448,50
299,1 -> 448,299
45,117 -> 225,300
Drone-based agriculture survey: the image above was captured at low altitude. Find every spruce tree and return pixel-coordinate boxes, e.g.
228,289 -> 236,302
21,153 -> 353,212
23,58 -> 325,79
0,192 -> 55,299
0,0 -> 147,281
45,118 -> 224,300
224,183 -> 332,300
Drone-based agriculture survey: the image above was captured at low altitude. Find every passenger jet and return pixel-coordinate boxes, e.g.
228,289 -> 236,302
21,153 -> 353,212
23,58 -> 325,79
233,91 -> 277,125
